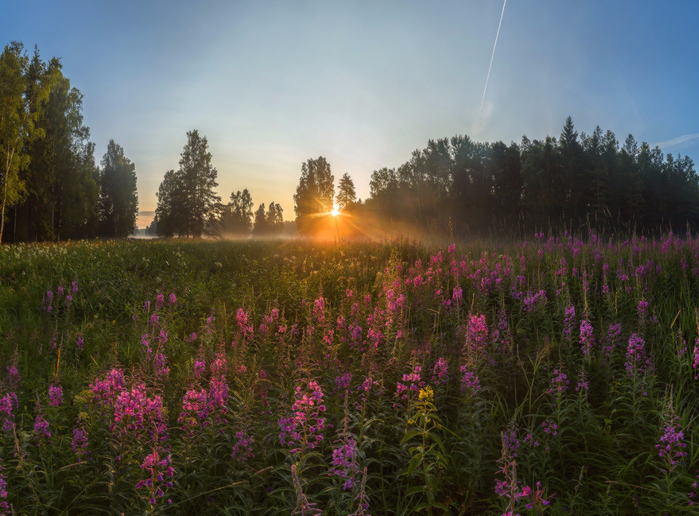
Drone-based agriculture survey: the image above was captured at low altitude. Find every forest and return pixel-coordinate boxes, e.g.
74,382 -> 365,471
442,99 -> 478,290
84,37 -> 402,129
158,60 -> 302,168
356,117 -> 699,236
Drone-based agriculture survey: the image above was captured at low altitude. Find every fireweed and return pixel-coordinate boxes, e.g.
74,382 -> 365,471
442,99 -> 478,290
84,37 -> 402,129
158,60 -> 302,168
0,394 -> 14,432
563,305 -> 576,347
460,366 -> 481,396
602,322 -> 623,363
396,360 -> 425,402
0,460 -> 7,516
6,238 -> 699,513
579,319 -> 595,362
279,379 -> 326,455
71,424 -> 90,463
656,399 -> 687,473
431,357 -> 449,386
330,385 -> 361,491
625,333 -> 653,378
178,388 -> 209,435
33,400 -> 52,447
291,464 -> 322,515
135,448 -> 174,506
112,381 -> 168,445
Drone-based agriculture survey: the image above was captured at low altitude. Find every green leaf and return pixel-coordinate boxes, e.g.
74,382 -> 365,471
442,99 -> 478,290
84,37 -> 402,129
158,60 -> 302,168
425,473 -> 439,492
406,453 -> 423,475
405,486 -> 425,497
401,429 -> 422,445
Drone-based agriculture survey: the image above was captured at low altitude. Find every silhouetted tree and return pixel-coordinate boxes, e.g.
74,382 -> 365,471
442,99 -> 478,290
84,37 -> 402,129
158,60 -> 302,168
155,169 -> 183,237
176,130 -> 221,237
266,201 -> 284,234
362,117 -> 699,236
145,216 -> 158,236
221,188 -> 253,235
252,203 -> 268,236
98,140 -> 138,238
337,173 -> 356,211
294,156 -> 334,233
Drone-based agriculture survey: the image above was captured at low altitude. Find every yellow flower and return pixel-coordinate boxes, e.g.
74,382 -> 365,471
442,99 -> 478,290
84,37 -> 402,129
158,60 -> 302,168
418,386 -> 434,402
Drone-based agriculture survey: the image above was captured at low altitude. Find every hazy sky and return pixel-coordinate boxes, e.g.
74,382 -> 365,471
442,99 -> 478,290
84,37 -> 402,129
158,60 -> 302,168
3,0 -> 699,227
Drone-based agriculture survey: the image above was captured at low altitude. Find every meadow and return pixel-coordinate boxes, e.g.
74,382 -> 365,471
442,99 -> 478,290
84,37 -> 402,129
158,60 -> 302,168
0,234 -> 698,515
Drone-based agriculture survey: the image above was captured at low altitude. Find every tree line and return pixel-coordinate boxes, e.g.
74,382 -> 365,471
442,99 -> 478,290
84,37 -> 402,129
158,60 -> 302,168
0,41 -> 138,243
151,130 -> 285,238
360,117 -> 699,235
155,116 -> 699,241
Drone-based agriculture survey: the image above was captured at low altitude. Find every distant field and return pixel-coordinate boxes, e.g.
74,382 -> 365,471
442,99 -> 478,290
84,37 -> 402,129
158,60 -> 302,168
0,236 -> 698,515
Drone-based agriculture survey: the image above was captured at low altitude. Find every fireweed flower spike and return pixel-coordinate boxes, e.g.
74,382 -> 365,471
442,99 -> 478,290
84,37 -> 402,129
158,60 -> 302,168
178,388 -> 209,435
348,467 -> 371,516
135,448 -> 175,505
548,366 -> 569,395
656,399 -> 687,473
625,333 -> 652,377
396,364 -> 424,401
563,305 -> 575,346
579,320 -> 595,362
328,436 -> 360,490
279,379 -> 326,454
432,357 -> 449,386
72,425 -> 90,463
48,384 -> 63,407
33,410 -> 52,446
0,394 -> 14,432
494,430 -> 522,513
460,366 -> 481,396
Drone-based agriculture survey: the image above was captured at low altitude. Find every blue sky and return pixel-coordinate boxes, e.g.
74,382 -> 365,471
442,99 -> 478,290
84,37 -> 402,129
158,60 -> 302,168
2,0 -> 698,227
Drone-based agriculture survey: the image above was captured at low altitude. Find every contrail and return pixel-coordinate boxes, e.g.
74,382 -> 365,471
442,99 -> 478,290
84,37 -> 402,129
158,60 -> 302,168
479,0 -> 507,116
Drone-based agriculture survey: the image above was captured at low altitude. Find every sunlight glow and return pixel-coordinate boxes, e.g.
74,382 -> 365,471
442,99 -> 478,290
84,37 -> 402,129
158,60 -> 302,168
331,207 -> 340,217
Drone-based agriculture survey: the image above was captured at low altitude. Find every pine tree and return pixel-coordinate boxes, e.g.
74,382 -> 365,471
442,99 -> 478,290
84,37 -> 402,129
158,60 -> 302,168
177,130 -> 221,237
252,203 -> 268,236
336,173 -> 356,211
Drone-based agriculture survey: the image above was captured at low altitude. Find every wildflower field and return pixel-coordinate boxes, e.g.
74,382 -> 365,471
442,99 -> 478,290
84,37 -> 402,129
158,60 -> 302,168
1,234 -> 699,515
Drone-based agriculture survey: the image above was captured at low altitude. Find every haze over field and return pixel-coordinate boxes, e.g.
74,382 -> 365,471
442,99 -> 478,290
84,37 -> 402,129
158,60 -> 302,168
2,0 -> 699,228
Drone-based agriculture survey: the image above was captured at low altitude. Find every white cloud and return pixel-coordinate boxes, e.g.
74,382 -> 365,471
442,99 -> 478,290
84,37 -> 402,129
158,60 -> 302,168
653,133 -> 699,149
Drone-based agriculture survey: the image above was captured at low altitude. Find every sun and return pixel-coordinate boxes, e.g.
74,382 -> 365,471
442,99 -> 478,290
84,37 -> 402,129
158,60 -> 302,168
331,207 -> 339,217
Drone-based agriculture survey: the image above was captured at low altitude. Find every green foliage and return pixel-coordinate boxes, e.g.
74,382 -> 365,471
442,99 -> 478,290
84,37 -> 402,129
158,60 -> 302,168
0,41 -> 60,243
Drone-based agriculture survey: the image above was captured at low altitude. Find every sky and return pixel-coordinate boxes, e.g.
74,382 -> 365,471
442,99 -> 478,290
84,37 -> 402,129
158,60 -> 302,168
2,0 -> 699,227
